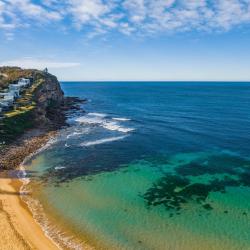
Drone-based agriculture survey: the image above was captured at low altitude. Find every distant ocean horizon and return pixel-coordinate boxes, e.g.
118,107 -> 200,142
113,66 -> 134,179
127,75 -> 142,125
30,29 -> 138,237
23,81 -> 250,249
60,81 -> 250,83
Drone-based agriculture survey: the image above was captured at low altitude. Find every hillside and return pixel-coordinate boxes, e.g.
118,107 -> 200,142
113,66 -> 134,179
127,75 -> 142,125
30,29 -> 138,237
0,67 -> 64,144
0,67 -> 36,90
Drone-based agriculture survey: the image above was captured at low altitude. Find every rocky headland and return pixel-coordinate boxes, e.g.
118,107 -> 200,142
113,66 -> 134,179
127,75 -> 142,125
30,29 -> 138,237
0,66 -> 84,170
0,67 -> 87,250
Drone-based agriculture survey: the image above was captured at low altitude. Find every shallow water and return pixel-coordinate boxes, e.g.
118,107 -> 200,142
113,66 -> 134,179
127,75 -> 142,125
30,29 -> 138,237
24,82 -> 250,249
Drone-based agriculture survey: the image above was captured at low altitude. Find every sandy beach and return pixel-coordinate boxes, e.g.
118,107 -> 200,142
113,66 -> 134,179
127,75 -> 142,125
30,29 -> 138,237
0,90 -> 86,249
0,128 -> 60,250
0,174 -> 59,250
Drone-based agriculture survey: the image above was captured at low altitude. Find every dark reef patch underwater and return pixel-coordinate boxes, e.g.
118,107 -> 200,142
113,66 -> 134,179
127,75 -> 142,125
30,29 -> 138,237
36,149 -> 250,216
143,152 -> 250,214
23,82 -> 250,249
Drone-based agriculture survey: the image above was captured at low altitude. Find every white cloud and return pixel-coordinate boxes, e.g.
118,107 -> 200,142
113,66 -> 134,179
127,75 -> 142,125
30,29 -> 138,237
0,58 -> 80,69
13,0 -> 61,20
68,0 -> 117,29
0,0 -> 62,31
1,0 -> 250,37
123,0 -> 146,23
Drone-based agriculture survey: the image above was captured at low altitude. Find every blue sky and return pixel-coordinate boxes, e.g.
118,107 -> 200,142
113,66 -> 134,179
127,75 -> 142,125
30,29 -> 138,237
0,0 -> 250,81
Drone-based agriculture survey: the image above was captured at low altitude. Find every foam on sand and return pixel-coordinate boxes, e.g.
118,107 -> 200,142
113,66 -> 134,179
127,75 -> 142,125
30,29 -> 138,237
18,142 -> 89,250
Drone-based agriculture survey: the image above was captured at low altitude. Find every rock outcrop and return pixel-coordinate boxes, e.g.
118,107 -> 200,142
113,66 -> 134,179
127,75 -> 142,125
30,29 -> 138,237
32,72 -> 65,127
0,67 -> 85,169
0,67 -> 66,143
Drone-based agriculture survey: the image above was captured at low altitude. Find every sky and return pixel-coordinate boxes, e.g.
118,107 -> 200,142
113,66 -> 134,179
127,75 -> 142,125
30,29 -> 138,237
0,0 -> 250,81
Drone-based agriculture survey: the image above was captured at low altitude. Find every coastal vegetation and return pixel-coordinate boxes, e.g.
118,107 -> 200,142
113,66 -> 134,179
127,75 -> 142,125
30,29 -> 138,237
0,67 -> 34,91
0,66 -> 84,170
0,67 -> 64,145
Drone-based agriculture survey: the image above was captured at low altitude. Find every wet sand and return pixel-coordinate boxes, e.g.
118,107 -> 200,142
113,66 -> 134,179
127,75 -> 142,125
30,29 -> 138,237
0,128 -> 60,249
0,175 -> 59,250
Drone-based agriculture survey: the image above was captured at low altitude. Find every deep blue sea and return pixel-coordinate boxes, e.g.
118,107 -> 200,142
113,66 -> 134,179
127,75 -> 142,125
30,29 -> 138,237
23,82 -> 250,249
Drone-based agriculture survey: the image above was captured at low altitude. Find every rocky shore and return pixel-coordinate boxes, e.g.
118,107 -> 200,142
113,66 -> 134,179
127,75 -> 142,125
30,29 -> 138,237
0,67 -> 85,170
0,97 -> 86,170
0,129 -> 56,170
0,67 -> 87,250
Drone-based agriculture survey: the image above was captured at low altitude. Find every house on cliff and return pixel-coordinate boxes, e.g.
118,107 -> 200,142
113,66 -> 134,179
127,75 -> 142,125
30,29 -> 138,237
0,78 -> 31,113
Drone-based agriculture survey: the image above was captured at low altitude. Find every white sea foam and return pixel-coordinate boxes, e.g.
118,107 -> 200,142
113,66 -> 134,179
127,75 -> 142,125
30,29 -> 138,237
80,135 -> 128,147
18,137 -> 88,250
112,117 -> 131,121
66,129 -> 90,139
102,122 -> 134,133
18,137 -> 57,171
17,136 -> 57,186
75,113 -> 134,133
20,183 -> 87,250
14,112 -> 133,249
55,166 -> 66,170
87,112 -> 107,117
75,116 -> 103,125
18,165 -> 30,186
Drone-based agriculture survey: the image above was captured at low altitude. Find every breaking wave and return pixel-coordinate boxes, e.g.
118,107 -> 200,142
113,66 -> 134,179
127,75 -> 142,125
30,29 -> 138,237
75,113 -> 134,133
18,140 -> 88,250
80,135 -> 128,147
112,117 -> 131,121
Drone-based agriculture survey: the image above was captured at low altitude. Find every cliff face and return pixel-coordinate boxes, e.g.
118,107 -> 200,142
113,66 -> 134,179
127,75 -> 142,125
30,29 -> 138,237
32,72 -> 65,126
0,68 -> 85,169
0,67 -> 66,144
0,67 -> 85,169
34,73 -> 64,106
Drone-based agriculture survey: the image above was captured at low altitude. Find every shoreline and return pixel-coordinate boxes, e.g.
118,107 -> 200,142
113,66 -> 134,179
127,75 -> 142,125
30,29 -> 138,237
0,129 -> 60,249
0,175 -> 59,250
0,68 -> 88,249
0,130 -> 94,250
0,96 -> 90,249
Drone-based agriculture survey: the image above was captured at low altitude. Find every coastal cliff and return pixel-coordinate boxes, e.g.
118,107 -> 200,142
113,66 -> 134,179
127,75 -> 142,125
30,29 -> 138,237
0,67 -> 87,249
0,68 -> 79,250
0,67 -> 65,144
32,71 -> 65,126
0,67 -> 81,170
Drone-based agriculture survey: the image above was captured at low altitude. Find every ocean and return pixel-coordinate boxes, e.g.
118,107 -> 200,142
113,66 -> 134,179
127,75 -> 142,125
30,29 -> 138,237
22,82 -> 250,249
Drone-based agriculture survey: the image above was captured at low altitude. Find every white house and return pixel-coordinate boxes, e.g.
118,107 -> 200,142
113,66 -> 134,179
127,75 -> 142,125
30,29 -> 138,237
17,78 -> 30,88
0,78 -> 31,114
0,93 -> 14,106
9,84 -> 20,91
0,99 -> 13,110
9,84 -> 20,97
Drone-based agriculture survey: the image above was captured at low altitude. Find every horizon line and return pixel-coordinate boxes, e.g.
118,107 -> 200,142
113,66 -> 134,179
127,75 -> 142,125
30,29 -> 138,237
59,80 -> 250,83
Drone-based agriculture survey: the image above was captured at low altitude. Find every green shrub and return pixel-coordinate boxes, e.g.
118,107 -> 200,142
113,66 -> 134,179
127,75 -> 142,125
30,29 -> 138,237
0,109 -> 34,144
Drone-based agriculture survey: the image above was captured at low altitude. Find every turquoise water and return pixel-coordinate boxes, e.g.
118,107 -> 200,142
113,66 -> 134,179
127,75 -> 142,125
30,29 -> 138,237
24,82 -> 250,249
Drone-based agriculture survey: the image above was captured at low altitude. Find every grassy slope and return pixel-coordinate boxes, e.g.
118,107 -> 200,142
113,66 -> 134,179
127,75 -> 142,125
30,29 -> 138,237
0,67 -> 36,90
0,67 -> 47,144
